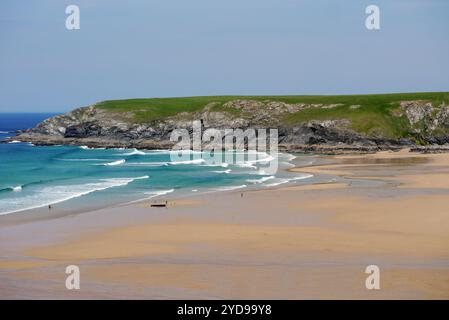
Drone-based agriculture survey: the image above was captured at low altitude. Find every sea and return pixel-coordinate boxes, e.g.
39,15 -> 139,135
0,113 -> 318,216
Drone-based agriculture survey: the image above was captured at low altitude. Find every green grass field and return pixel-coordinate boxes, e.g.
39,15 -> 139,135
96,92 -> 449,139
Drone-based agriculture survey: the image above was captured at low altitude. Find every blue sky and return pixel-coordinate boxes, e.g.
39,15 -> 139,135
0,0 -> 448,112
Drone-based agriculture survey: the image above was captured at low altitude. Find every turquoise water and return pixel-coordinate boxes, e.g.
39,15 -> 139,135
0,113 -> 313,216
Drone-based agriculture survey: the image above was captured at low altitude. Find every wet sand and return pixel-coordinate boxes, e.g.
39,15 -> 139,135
1,149 -> 449,299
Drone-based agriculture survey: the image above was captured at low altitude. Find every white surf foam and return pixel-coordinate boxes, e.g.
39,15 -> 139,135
8,140 -> 21,144
170,158 -> 205,165
291,174 -> 314,181
121,148 -> 147,156
123,162 -> 168,167
103,159 -> 126,166
244,155 -> 275,164
213,169 -> 231,174
80,146 -> 105,150
144,188 -> 175,198
0,176 -> 149,215
215,184 -> 247,191
12,185 -> 22,192
236,162 -> 257,169
57,158 -> 106,162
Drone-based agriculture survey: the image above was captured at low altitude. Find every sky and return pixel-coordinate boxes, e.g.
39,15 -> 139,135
0,0 -> 448,112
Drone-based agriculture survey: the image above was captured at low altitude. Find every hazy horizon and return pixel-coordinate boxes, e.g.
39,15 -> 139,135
1,0 -> 448,112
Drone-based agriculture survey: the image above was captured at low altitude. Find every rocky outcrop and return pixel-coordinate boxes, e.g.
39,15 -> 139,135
6,98 -> 449,154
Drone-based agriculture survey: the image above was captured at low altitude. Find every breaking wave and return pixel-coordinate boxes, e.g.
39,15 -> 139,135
121,148 -> 147,156
214,184 -> 247,191
0,185 -> 23,193
246,176 -> 275,184
169,159 -> 206,165
144,188 -> 175,198
80,146 -> 105,150
0,176 -> 149,215
213,169 -> 231,174
102,159 -> 126,166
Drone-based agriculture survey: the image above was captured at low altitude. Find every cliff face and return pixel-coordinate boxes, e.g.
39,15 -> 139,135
9,96 -> 449,154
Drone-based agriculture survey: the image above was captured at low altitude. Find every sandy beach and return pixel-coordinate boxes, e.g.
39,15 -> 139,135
1,149 -> 449,299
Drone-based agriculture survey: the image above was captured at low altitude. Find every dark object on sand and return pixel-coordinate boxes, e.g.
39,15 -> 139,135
151,201 -> 168,208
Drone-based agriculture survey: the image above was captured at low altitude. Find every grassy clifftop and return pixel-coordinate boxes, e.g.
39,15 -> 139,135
95,92 -> 449,139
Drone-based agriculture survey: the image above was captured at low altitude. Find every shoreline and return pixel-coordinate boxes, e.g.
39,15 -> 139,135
0,147 -> 316,222
5,133 -> 449,155
1,149 -> 449,299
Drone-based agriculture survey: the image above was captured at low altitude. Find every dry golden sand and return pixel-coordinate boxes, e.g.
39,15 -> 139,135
1,149 -> 449,299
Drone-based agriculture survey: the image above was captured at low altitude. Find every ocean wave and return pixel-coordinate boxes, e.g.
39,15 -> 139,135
8,140 -> 21,144
0,131 -> 10,134
213,169 -> 231,174
171,150 -> 204,154
291,174 -> 314,181
0,185 -> 23,193
123,162 -> 168,167
102,159 -> 126,166
244,155 -> 275,164
12,185 -> 22,192
144,188 -> 175,198
80,146 -> 105,150
246,176 -> 275,184
143,149 -> 175,155
214,184 -> 247,191
169,159 -> 205,165
236,162 -> 257,169
57,158 -> 106,162
202,162 -> 229,168
0,179 -> 61,194
264,174 -> 314,187
121,148 -> 147,156
0,176 -> 149,216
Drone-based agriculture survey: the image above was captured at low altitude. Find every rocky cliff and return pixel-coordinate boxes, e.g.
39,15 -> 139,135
7,93 -> 449,154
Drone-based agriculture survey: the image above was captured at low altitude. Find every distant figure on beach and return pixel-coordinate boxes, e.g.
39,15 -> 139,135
241,193 -> 243,198
48,205 -> 52,211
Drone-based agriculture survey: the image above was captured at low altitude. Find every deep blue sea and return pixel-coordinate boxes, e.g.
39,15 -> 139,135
0,113 -> 314,216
